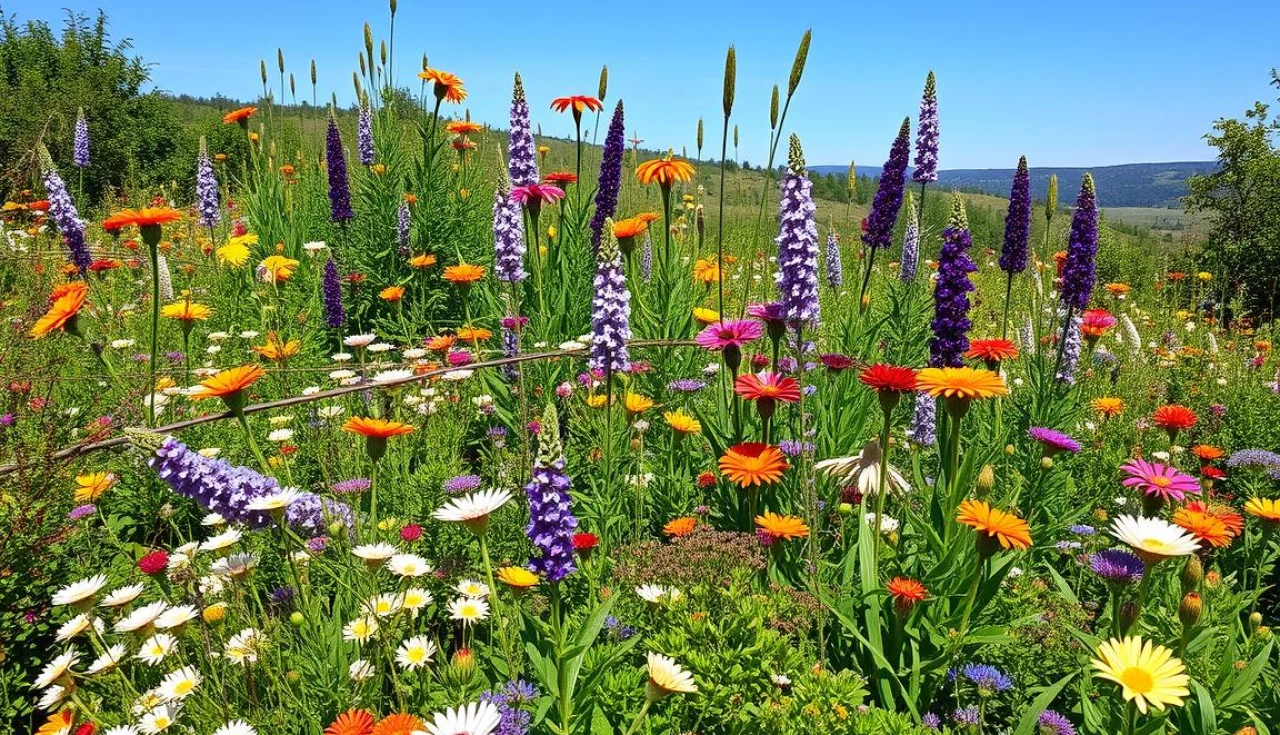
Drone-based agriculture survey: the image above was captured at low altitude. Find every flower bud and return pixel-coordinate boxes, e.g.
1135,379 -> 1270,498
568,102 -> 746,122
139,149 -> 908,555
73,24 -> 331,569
1249,612 -> 1263,633
1180,555 -> 1203,593
1040,456 -> 1054,470
287,670 -> 301,683
1178,592 -> 1202,628
976,464 -> 995,497
1004,444 -> 1015,456
289,611 -> 305,627
837,502 -> 853,516
1119,601 -> 1140,634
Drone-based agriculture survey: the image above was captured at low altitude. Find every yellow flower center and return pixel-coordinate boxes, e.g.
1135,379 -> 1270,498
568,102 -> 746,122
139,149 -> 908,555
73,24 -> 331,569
174,680 -> 194,695
1150,476 -> 1172,488
1141,538 -> 1169,552
1119,666 -> 1154,695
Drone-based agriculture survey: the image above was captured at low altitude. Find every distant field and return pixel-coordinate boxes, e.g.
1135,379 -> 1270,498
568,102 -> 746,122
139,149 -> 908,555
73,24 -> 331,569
1101,206 -> 1210,240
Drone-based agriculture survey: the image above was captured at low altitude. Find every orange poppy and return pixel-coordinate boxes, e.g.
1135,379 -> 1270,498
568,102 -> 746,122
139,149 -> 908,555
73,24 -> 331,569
324,709 -> 375,735
426,335 -> 456,352
964,339 -> 1019,367
187,364 -> 265,401
551,95 -> 603,115
455,326 -> 492,342
418,69 -> 467,103
956,499 -> 1032,553
370,714 -> 423,735
29,282 -> 88,338
718,443 -> 789,487
252,333 -> 301,361
222,106 -> 258,124
379,286 -> 406,302
343,417 -> 416,439
444,120 -> 483,135
636,153 -> 695,187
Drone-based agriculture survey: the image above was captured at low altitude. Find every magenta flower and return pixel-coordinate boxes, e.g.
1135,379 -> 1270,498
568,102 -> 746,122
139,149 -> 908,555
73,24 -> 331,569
446,350 -> 474,366
510,183 -> 566,213
1028,427 -> 1081,456
696,320 -> 764,351
1120,458 -> 1200,501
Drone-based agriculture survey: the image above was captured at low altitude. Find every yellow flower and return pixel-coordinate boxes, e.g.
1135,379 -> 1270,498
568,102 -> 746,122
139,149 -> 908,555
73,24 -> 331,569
1091,636 -> 1189,714
585,394 -> 608,409
253,333 -> 301,362
692,307 -> 720,325
663,410 -> 701,435
160,301 -> 213,322
202,603 -> 227,624
260,255 -> 300,283
217,234 -> 258,267
74,472 -> 116,503
496,566 -> 539,589
692,258 -> 722,284
624,393 -> 654,414
547,225 -> 558,239
1197,272 -> 1213,281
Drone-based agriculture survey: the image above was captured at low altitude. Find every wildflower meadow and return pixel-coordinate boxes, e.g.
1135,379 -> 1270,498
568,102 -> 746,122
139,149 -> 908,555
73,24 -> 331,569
4,6 -> 1280,735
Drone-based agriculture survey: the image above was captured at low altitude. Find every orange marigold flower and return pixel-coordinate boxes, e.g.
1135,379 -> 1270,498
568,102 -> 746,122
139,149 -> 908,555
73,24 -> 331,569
370,713 -> 424,735
956,498 -> 1032,552
1184,500 -> 1242,538
663,516 -> 698,538
260,255 -> 299,282
101,212 -> 133,233
886,577 -> 928,614
379,285 -> 406,302
613,214 -> 657,239
417,69 -> 467,103
1152,404 -> 1197,434
551,95 -> 603,115
636,153 -> 695,187
445,120 -> 484,135
324,709 -> 375,735
36,711 -> 75,735
104,207 -> 183,229
692,258 -> 722,284
252,333 -> 301,361
426,335 -> 456,352
719,443 -> 789,487
222,106 -> 258,124
754,512 -> 809,541
29,282 -> 88,338
916,367 -> 1008,400
456,326 -> 492,342
409,253 -> 437,269
965,339 -> 1019,367
1172,507 -> 1232,548
443,263 -> 486,285
187,364 -> 265,401
343,417 -> 416,439
1104,282 -> 1132,296
1092,396 -> 1125,417
1190,445 -> 1224,461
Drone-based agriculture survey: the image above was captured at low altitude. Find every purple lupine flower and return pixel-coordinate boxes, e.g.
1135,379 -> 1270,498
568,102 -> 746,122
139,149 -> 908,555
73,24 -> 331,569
900,192 -> 919,282
929,193 -> 977,367
999,155 -> 1031,274
501,326 -> 520,382
588,221 -> 631,374
357,102 -> 374,166
912,71 -> 938,183
493,167 -> 527,283
775,135 -> 820,327
824,230 -> 843,288
589,100 -> 626,250
1090,549 -> 1144,586
444,474 -> 483,494
1027,427 -> 1081,455
41,160 -> 91,273
73,108 -> 90,168
322,258 -> 345,328
861,118 -> 911,253
508,74 -> 539,188
325,111 -> 354,223
196,136 -> 220,228
285,491 -> 354,534
1055,312 -> 1082,384
910,392 -> 936,446
1038,710 -> 1076,735
1060,174 -> 1098,310
639,231 -> 653,283
525,405 -> 578,581
396,201 -> 411,256
145,435 -> 278,527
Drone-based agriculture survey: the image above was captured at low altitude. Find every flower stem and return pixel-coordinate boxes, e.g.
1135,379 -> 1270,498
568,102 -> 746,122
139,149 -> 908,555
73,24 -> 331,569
622,700 -> 653,735
235,412 -> 270,474
147,241 -> 160,426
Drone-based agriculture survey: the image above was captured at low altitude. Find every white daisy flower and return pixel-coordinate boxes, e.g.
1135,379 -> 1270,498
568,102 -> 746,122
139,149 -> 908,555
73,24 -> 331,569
153,605 -> 198,631
432,488 -> 512,532
372,369 -> 413,384
348,659 -> 375,681
32,650 -> 80,689
55,613 -> 93,642
352,543 -> 398,564
343,616 -> 380,643
645,651 -> 699,697
225,628 -> 263,665
635,584 -> 670,604
138,704 -> 179,733
212,721 -> 256,735
201,513 -> 227,526
447,596 -> 490,624
395,635 -> 438,670
239,330 -> 261,339
402,348 -> 427,359
200,528 -> 242,553
87,644 -> 127,675
454,579 -> 489,598
401,587 -> 434,613
440,369 -> 474,381
1109,514 -> 1202,562
245,488 -> 302,513
267,429 -> 294,443
103,726 -> 140,735
115,601 -> 168,633
366,342 -> 395,353
420,701 -> 501,735
331,352 -> 353,362
344,334 -> 378,348
207,331 -> 229,342
131,689 -> 163,716
211,553 -> 259,578
386,553 -> 432,578
364,593 -> 403,617
302,241 -> 328,253
864,512 -> 900,535
35,684 -> 68,711
157,666 -> 201,702
815,440 -> 910,496
329,369 -> 357,381
52,574 -> 107,606
136,633 -> 177,665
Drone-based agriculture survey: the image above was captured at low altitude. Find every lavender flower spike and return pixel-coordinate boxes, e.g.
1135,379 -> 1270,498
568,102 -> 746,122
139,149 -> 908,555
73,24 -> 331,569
775,134 -> 820,327
138,432 -> 278,528
493,161 -> 527,283
928,193 -> 977,367
1060,173 -> 1098,310
640,232 -> 653,283
508,73 -> 539,188
862,118 -> 911,252
525,404 -> 578,581
999,155 -> 1031,274
910,392 -> 936,446
899,190 -> 919,282
357,99 -> 374,166
588,220 -> 631,374
589,100 -> 626,250
396,201 -> 411,256
912,71 -> 938,183
39,146 -> 91,274
325,110 -> 354,223
196,136 -> 221,228
1055,312 -> 1082,384
824,227 -> 843,288
323,258 -> 345,328
73,107 -> 90,168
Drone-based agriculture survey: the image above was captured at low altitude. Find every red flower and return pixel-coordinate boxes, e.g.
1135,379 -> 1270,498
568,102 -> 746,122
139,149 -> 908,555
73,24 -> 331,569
696,471 -> 718,488
886,577 -> 928,614
1200,466 -> 1225,480
734,372 -> 801,403
820,353 -> 856,372
544,172 -> 579,186
859,364 -> 918,393
138,550 -> 169,575
74,723 -> 97,735
572,533 -> 599,551
400,524 -> 423,542
964,339 -> 1019,368
1080,308 -> 1117,339
550,95 -> 603,117
1152,404 -> 1197,436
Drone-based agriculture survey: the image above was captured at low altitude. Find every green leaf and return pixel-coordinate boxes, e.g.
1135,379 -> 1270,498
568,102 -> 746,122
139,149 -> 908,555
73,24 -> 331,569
1012,671 -> 1076,735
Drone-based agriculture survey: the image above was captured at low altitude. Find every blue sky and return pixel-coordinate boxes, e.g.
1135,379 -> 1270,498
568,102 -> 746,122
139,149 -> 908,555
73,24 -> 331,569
8,0 -> 1279,168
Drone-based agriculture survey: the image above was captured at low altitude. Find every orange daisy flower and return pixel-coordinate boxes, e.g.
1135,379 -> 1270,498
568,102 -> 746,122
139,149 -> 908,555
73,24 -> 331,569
370,713 -> 424,735
187,364 -> 265,402
1092,396 -> 1125,418
445,120 -> 484,135
409,254 -> 437,269
956,498 -> 1032,553
252,333 -> 301,362
325,709 -> 375,735
886,577 -> 928,614
663,516 -> 698,538
1171,507 -> 1232,548
343,417 -> 416,439
36,711 -> 75,735
859,364 -> 918,393
104,207 -> 183,229
733,372 -> 801,404
718,443 -> 789,487
456,326 -> 492,342
916,367 -> 1008,400
222,106 -> 258,125
418,69 -> 467,103
1104,283 -> 1132,296
1190,445 -> 1224,461
613,214 -> 658,240
1152,404 -> 1197,437
426,335 -> 456,352
754,512 -> 809,541
29,282 -> 88,338
379,286 -> 406,302
964,339 -> 1019,369
551,95 -> 603,117
101,211 -> 134,233
636,153 -> 695,187
443,263 -> 486,286
1183,500 -> 1242,538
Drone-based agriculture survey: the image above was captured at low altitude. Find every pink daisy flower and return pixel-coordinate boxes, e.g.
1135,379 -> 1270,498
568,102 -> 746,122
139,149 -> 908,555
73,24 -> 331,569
510,183 -> 565,209
695,320 -> 764,351
1120,458 -> 1200,501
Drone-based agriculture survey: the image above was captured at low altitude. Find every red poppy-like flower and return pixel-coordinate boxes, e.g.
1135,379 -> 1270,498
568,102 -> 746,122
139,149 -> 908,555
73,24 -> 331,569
859,364 -> 918,393
886,577 -> 928,614
551,95 -> 603,117
696,471 -> 718,488
400,524 -> 423,542
820,353 -> 856,372
1200,466 -> 1225,480
1152,404 -> 1197,437
734,372 -> 801,404
544,172 -> 579,186
1081,309 -> 1117,339
965,339 -> 1019,368
138,550 -> 169,575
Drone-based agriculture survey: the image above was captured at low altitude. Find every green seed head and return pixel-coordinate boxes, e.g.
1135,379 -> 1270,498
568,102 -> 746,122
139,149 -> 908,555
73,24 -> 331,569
723,46 -> 736,118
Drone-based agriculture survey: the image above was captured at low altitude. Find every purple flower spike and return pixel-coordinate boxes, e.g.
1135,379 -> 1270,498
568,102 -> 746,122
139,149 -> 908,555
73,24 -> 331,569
73,108 -> 90,168
196,136 -> 220,228
928,193 -> 976,367
862,118 -> 911,253
912,71 -> 938,184
357,101 -> 374,166
508,74 -> 539,188
41,158 -> 91,274
325,111 -> 354,223
525,405 -> 578,581
775,135 -> 820,327
322,258 -> 345,329
1061,174 -> 1098,310
588,221 -> 631,374
589,100 -> 626,251
999,156 -> 1031,274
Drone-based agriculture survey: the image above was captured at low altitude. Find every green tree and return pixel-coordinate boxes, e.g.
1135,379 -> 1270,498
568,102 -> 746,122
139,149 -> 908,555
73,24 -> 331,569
1185,71 -> 1280,320
0,8 -> 189,202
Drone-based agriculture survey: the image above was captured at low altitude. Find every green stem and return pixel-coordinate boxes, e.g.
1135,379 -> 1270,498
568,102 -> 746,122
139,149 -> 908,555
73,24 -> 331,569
147,241 -> 160,426
235,412 -> 270,474
479,535 -> 519,678
872,410 -> 892,573
622,700 -> 653,735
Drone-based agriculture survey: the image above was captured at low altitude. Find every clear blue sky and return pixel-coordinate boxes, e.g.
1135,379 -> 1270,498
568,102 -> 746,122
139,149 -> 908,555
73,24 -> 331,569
8,0 -> 1279,168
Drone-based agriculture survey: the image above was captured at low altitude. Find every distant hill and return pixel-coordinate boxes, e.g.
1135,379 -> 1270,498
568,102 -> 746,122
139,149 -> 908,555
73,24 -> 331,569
808,161 -> 1218,209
